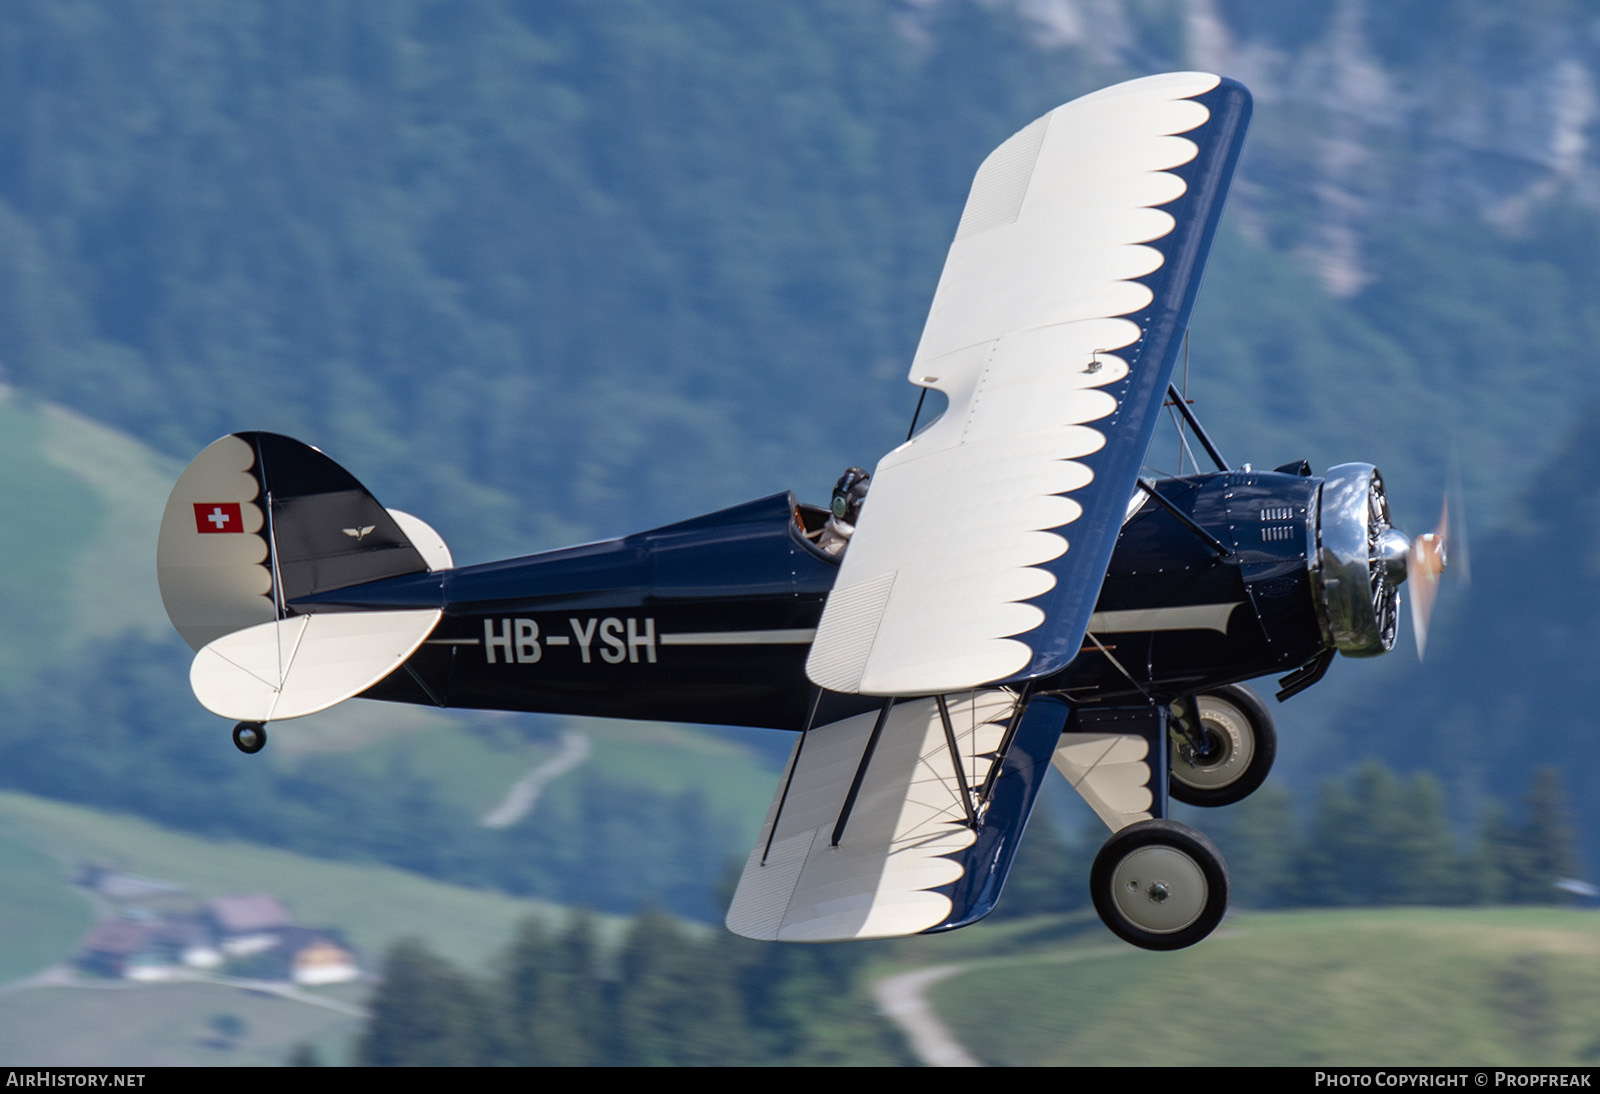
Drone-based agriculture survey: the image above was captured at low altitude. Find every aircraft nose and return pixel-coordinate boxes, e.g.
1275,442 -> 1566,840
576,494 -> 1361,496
1377,527 -> 1411,587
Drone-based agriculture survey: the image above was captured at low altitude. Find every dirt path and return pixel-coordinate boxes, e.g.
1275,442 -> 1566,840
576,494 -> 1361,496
872,964 -> 983,1067
481,729 -> 592,828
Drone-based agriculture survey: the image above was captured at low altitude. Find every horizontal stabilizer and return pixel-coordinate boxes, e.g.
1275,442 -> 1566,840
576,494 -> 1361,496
388,509 -> 452,572
190,608 -> 442,722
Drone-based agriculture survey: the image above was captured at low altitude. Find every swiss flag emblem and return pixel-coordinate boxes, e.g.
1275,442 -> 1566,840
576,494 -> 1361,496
194,502 -> 244,534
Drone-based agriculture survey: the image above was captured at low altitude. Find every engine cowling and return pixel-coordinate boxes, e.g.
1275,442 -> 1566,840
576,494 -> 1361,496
1312,463 -> 1410,657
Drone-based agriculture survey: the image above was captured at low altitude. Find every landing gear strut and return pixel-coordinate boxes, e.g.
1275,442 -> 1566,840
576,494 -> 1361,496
232,721 -> 267,754
1169,684 -> 1276,807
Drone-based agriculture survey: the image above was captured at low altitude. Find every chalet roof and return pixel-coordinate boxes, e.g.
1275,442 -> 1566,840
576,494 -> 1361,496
82,919 -> 151,956
209,894 -> 290,933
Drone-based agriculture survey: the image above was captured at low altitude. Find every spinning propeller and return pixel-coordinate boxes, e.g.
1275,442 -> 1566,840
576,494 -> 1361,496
1404,468 -> 1468,660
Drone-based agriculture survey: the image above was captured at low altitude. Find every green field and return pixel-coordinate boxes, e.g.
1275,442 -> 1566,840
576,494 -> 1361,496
922,907 -> 1600,1066
547,717 -> 781,828
0,790 -> 630,1066
35,400 -> 179,646
0,393 -> 186,699
0,398 -> 105,686
9,787 -> 1600,1067
267,707 -> 781,836
0,791 -> 587,974
0,831 -> 95,983
0,982 -> 363,1067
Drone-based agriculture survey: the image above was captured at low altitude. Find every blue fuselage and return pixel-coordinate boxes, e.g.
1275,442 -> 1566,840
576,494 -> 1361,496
311,469 -> 1330,729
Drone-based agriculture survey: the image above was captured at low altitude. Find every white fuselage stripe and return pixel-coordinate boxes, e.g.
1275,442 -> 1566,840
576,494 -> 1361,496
659,629 -> 817,646
1086,603 -> 1240,635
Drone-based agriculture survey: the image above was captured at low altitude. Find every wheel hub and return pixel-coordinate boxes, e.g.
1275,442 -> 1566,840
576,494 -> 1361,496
1110,845 -> 1207,933
1184,727 -> 1225,767
1173,701 -> 1252,790
232,721 -> 267,754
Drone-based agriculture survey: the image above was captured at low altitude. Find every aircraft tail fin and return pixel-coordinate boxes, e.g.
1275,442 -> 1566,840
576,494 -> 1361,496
157,432 -> 449,722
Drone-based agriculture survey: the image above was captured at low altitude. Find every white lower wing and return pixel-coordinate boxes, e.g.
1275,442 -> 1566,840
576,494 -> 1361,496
727,691 -> 1017,942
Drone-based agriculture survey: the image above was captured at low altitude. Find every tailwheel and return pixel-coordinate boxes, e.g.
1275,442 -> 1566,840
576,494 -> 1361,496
232,721 -> 267,755
1091,819 -> 1228,951
1169,684 -> 1276,807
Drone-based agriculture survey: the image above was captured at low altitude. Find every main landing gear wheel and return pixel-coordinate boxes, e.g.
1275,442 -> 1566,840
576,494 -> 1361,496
1090,820 -> 1229,951
1169,684 -> 1276,808
232,721 -> 267,754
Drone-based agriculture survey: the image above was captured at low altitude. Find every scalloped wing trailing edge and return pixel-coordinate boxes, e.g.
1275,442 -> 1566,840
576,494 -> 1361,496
727,692 -> 1016,941
727,691 -> 1071,941
808,73 -> 1251,697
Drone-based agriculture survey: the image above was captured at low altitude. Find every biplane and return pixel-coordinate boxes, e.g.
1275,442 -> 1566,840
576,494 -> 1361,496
156,72 -> 1453,950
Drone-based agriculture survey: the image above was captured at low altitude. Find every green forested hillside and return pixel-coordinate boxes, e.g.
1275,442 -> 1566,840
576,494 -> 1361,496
0,0 -> 1062,559
0,0 -> 1592,558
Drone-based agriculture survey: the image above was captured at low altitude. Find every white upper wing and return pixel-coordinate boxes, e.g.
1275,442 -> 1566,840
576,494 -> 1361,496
807,72 -> 1251,696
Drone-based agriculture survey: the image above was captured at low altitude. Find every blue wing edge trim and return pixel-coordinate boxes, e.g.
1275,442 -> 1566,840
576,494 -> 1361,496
1004,77 -> 1254,685
925,694 -> 1071,932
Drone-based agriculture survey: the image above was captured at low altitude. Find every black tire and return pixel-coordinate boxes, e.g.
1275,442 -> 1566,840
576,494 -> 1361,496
1090,819 -> 1229,951
1168,683 -> 1276,807
232,721 -> 267,755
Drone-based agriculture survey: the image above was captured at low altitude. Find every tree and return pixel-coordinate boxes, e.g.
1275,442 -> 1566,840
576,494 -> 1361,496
1487,767 -> 1583,903
358,939 -> 502,1067
1205,783 -> 1301,908
1385,773 -> 1463,905
610,907 -> 748,1066
285,1043 -> 322,1067
501,915 -> 600,1066
1302,760 -> 1463,906
1302,772 -> 1367,905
